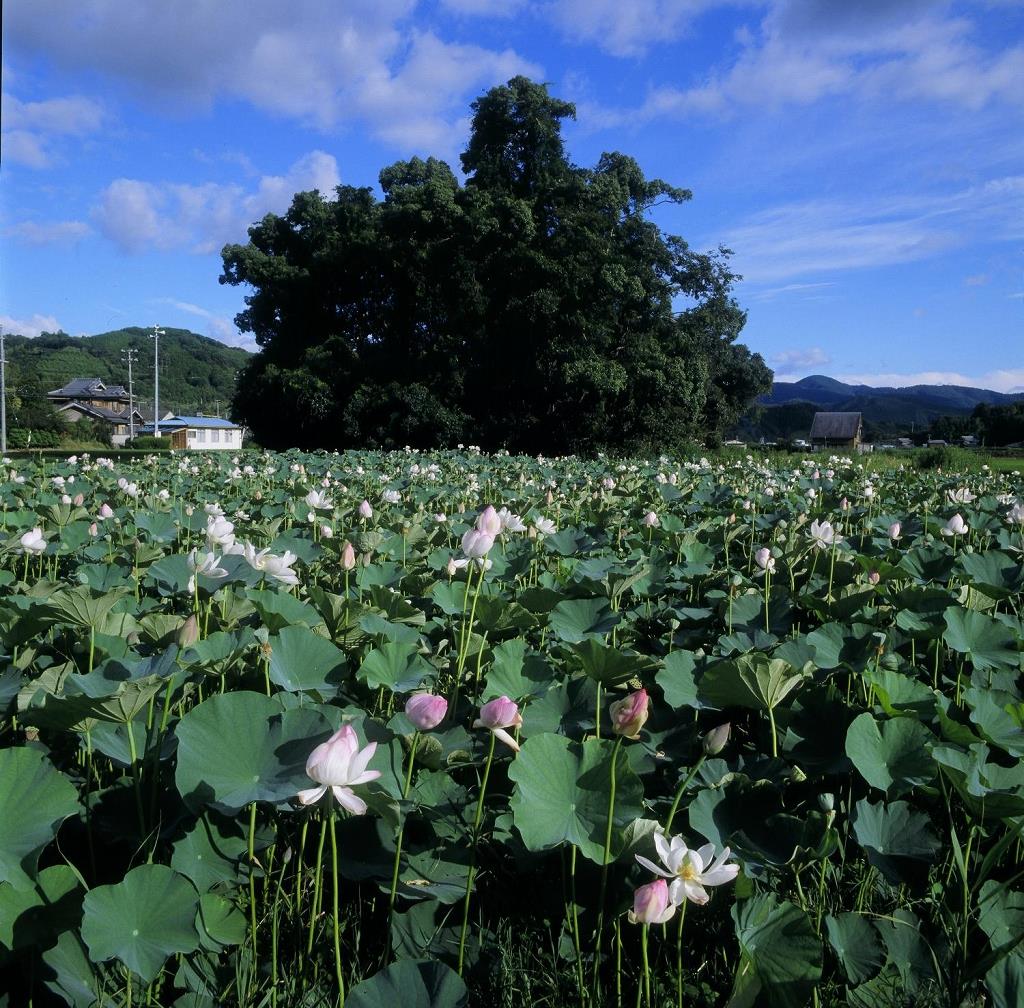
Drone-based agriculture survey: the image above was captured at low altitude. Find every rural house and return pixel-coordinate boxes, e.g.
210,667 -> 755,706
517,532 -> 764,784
809,411 -> 863,450
48,378 -> 145,445
136,415 -> 244,450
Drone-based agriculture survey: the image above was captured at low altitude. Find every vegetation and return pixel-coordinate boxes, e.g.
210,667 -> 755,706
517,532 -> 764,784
2,448 -> 1023,1007
222,77 -> 771,453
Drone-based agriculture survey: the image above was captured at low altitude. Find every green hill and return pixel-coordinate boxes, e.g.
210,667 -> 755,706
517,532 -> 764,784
4,327 -> 250,418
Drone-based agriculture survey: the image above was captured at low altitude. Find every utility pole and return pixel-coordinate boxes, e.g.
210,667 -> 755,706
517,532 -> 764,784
0,328 -> 7,456
150,325 -> 165,437
121,347 -> 139,441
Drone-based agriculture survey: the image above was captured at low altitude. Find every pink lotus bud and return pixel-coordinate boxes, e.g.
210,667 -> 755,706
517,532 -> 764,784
868,570 -> 880,585
628,879 -> 675,925
888,522 -> 902,540
703,723 -> 731,756
476,505 -> 502,537
340,541 -> 356,570
320,525 -> 333,538
754,547 -> 775,572
473,695 -> 523,751
60,494 -> 72,504
545,490 -> 554,505
461,528 -> 495,559
609,689 -> 649,740
446,556 -> 458,577
358,500 -> 373,519
88,522 -> 98,537
840,497 -> 850,510
642,511 -> 659,528
405,693 -> 448,731
73,493 -> 84,506
98,503 -> 114,519
177,614 -> 200,648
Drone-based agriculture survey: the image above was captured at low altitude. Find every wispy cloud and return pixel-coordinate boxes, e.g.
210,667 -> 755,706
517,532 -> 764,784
5,219 -> 91,246
771,346 -> 831,368
92,151 -> 341,254
748,281 -> 836,300
835,369 -> 1024,394
155,298 -> 255,349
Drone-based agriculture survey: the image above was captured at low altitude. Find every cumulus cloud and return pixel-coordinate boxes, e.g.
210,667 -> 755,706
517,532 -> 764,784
1,90 -> 107,167
835,369 -> 1024,394
5,220 -> 91,245
0,313 -> 63,338
92,151 -> 341,255
7,1 -> 540,154
771,347 -> 831,368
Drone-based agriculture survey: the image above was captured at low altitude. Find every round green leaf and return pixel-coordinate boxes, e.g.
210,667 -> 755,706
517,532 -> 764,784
347,959 -> 467,1008
845,713 -> 936,796
548,598 -> 619,643
267,624 -> 347,694
508,733 -> 643,864
81,864 -> 200,982
174,691 -> 333,813
0,747 -> 81,888
851,799 -> 941,886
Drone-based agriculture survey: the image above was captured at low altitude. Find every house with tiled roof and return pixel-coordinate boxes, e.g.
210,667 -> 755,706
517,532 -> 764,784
48,377 -> 143,445
136,414 -> 244,450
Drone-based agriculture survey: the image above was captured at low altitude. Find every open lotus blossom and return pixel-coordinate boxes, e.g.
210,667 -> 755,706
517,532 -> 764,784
20,527 -> 46,554
382,489 -> 401,504
942,514 -> 968,536
754,547 -> 775,572
473,696 -> 523,752
262,550 -> 300,586
497,507 -> 526,533
187,548 -> 229,592
628,879 -> 676,925
206,515 -> 236,550
808,519 -> 842,550
642,510 -> 659,528
947,488 -> 975,504
636,833 -> 740,906
533,516 -> 557,536
609,689 -> 650,740
1007,503 -> 1024,525
888,521 -> 902,540
405,693 -> 449,731
297,725 -> 381,815
304,489 -> 332,510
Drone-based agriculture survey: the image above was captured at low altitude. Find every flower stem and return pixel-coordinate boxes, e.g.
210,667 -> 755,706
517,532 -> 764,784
328,808 -> 345,1005
248,802 -> 259,960
457,730 -> 497,975
387,732 -> 420,914
665,755 -> 706,835
593,736 -> 623,996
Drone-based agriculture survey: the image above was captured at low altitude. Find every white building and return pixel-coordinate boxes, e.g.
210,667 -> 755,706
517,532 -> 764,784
137,414 -> 244,450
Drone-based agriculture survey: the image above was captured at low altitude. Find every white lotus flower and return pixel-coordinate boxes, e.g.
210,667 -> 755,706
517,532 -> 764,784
1007,503 -> 1024,525
297,725 -> 381,814
304,489 -> 332,510
947,488 -> 975,504
942,514 -> 968,536
534,517 -> 556,535
808,519 -> 842,550
262,551 -> 299,586
635,833 -> 739,906
20,527 -> 46,554
754,547 -> 775,572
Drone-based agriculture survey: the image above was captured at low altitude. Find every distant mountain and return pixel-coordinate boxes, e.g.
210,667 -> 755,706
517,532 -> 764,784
3,327 -> 250,418
748,375 -> 1024,440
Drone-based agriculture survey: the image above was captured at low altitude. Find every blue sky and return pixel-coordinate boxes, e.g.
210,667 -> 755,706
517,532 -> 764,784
2,0 -> 1023,390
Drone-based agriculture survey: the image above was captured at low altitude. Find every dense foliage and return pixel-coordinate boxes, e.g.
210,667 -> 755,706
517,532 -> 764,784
1,447 -> 1023,1007
222,78 -> 771,454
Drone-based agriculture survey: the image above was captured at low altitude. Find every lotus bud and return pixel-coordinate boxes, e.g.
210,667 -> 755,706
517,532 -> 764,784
340,541 -> 356,570
628,879 -> 675,925
88,522 -> 98,537
545,490 -> 554,505
461,528 -> 495,559
818,792 -> 835,813
754,547 -> 775,572
73,493 -> 84,506
405,693 -> 448,731
609,689 -> 649,740
320,525 -> 333,539
358,499 -> 373,519
702,722 -> 731,756
473,695 -> 523,751
476,505 -> 502,537
446,556 -> 458,577
177,614 -> 200,648
642,510 -> 659,528
868,570 -> 880,585
888,521 -> 902,540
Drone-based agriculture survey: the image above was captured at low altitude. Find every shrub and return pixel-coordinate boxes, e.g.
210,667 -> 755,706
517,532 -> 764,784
125,436 -> 172,450
6,427 -> 63,449
916,445 -> 979,471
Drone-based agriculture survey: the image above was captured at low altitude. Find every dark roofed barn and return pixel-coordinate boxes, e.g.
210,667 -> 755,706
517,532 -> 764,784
809,412 -> 863,449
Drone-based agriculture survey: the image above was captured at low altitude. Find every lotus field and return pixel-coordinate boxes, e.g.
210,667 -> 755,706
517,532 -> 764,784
3,448 -> 1024,1008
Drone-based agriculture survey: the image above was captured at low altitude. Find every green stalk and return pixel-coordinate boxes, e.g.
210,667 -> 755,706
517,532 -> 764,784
457,731 -> 497,975
307,814 -> 329,956
248,803 -> 259,960
665,755 -> 706,835
636,925 -> 651,1008
387,732 -> 420,913
593,736 -> 624,995
328,809 -> 346,1006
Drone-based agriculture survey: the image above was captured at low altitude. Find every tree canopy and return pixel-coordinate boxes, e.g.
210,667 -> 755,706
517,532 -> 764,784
221,77 -> 772,453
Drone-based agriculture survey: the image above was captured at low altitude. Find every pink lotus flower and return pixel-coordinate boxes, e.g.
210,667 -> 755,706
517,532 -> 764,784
609,689 -> 649,740
888,521 -> 902,540
476,505 -> 502,537
642,511 -> 659,528
341,541 -> 356,571
358,500 -> 373,519
754,547 -> 775,572
461,528 -> 495,559
297,725 -> 381,815
98,503 -> 114,519
405,693 -> 448,731
628,879 -> 675,925
473,696 -> 523,752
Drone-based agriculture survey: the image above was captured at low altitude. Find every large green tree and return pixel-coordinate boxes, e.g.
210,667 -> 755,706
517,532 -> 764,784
221,77 -> 772,453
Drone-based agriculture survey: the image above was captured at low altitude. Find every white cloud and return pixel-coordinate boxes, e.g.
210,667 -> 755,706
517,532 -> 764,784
0,313 -> 63,338
723,174 -> 1024,282
156,299 -> 256,350
7,1 -> 539,154
771,347 -> 830,368
964,273 -> 990,285
92,151 -> 342,255
6,219 -> 91,246
1,90 -> 106,167
439,0 -> 525,15
835,369 -> 1024,394
749,281 -> 835,300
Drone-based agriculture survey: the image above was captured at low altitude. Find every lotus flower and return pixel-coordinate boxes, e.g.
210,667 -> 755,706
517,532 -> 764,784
476,505 -> 502,537
358,500 -> 373,519
642,511 -> 659,528
98,503 -> 114,519
20,527 -> 46,554
702,723 -> 731,756
297,725 -> 381,814
405,693 -> 448,731
1006,503 -> 1024,525
635,833 -> 739,906
609,689 -> 649,740
473,696 -> 523,752
262,550 -> 299,586
304,489 -> 332,510
941,514 -> 968,536
341,541 -> 356,570
628,879 -> 675,925
808,519 -> 841,550
887,521 -> 902,540
461,528 -> 495,559
534,517 -> 556,536
754,547 -> 775,572
947,488 -> 975,504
